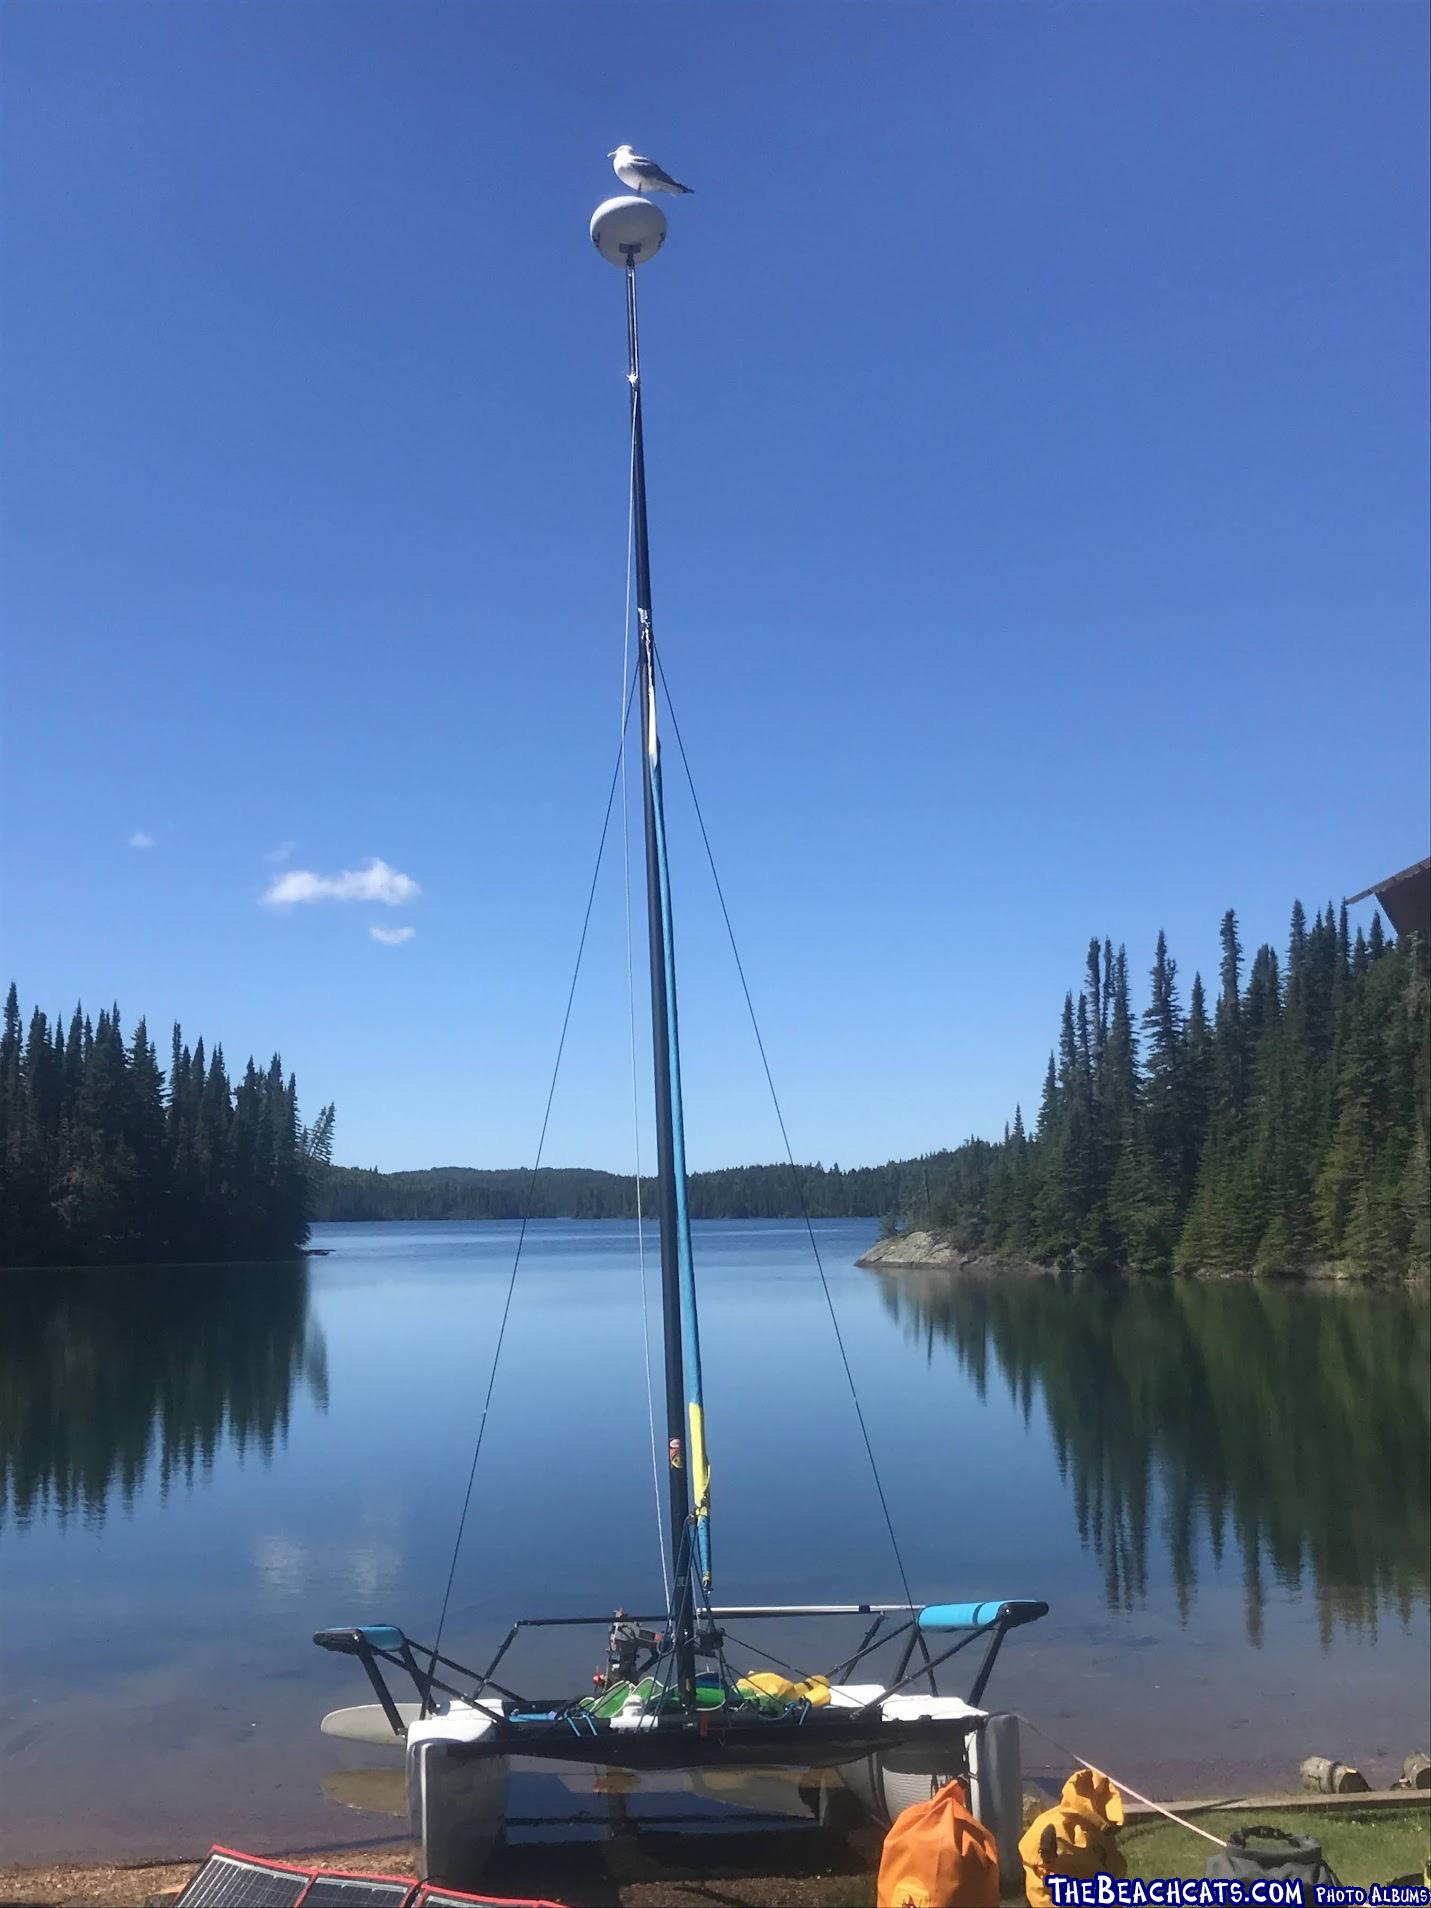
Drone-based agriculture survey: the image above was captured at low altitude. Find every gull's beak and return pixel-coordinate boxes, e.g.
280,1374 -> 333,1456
608,150 -> 618,157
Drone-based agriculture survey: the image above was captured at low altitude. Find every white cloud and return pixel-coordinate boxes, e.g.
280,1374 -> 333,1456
370,924 -> 417,946
265,840 -> 296,864
261,857 -> 420,909
128,831 -> 156,849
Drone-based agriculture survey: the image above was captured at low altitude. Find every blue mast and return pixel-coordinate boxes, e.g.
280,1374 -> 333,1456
622,248 -> 711,1704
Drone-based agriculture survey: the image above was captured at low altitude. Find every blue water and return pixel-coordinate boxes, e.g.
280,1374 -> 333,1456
2,1220 -> 1426,1865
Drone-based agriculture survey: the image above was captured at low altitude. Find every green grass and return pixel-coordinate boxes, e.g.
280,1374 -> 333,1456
1123,1807 -> 1430,1892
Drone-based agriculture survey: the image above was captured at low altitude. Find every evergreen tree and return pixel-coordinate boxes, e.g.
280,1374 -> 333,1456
1184,975 -> 1213,1171
0,985 -> 22,1263
1130,932 -> 1188,1270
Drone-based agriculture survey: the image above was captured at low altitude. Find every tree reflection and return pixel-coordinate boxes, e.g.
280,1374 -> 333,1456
1,1265 -> 327,1525
875,1270 -> 1429,1643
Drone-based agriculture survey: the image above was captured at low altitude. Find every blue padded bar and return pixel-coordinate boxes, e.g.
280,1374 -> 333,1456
918,1601 -> 1005,1631
918,1599 -> 1048,1632
356,1624 -> 405,1651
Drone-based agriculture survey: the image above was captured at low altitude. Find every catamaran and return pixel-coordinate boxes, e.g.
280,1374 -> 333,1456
314,183 -> 1047,1896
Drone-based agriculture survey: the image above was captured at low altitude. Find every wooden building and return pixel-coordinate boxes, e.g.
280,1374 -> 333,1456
1348,856 -> 1431,942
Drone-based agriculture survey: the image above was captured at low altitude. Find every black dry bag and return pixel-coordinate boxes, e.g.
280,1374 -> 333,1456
1205,1824 -> 1340,1903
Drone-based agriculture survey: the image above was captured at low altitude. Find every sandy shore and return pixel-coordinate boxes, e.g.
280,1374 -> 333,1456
0,1827 -> 883,1908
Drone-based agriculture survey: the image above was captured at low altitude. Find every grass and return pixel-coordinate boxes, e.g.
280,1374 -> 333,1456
1123,1807 -> 1430,1892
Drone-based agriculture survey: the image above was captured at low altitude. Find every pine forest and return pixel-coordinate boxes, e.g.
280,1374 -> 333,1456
0,987 -> 335,1267
921,901 -> 1429,1278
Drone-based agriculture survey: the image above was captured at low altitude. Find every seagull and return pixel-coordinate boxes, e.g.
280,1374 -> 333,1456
609,145 -> 693,196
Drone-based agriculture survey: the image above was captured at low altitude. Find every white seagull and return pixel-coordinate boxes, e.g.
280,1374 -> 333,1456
609,144 -> 693,196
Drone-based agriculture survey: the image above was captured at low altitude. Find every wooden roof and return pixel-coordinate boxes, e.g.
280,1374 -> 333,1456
1348,856 -> 1431,941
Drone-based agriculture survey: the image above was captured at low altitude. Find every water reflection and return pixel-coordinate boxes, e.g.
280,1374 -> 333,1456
875,1269 -> 1430,1643
0,1264 -> 327,1526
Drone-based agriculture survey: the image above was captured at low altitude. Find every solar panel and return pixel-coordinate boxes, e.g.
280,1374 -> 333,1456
301,1878 -> 414,1907
415,1893 -> 560,1908
174,1852 -> 308,1908
173,1851 -> 558,1908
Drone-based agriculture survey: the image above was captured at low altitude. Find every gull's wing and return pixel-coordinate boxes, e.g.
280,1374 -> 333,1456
625,152 -> 684,187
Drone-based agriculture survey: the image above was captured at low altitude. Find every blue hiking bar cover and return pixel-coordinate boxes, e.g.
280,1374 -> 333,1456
918,1599 -> 1049,1632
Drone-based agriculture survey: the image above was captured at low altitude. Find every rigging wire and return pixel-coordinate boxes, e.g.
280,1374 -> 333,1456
619,404 -> 671,1610
1013,1714 -> 1228,1850
653,651 -> 919,1623
429,665 -> 641,1668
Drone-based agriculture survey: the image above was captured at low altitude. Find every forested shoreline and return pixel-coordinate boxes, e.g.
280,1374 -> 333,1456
314,1159 -> 908,1223
321,897 -> 1428,1278
0,986 -> 334,1267
914,902 -> 1428,1278
7,894 -> 1426,1276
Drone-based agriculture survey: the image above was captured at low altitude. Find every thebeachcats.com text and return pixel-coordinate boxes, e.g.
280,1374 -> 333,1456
1044,1880 -> 1431,1906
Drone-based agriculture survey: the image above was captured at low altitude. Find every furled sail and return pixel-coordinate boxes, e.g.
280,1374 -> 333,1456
642,643 -> 712,1590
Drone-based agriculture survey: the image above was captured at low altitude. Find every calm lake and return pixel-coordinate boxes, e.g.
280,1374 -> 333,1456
3,1219 -> 1428,1866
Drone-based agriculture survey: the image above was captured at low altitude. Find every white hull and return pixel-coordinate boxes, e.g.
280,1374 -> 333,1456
827,1683 -> 980,1823
389,1686 -> 1012,1894
834,1710 -> 1024,1893
320,1700 -> 422,1746
406,1705 -> 509,1890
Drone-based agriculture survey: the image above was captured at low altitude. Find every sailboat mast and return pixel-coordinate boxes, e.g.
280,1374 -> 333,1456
623,257 -> 701,1704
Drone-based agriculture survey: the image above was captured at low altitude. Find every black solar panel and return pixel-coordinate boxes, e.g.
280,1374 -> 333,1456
173,1852 -> 552,1908
416,1893 -> 550,1908
174,1852 -> 308,1908
301,1878 -> 414,1907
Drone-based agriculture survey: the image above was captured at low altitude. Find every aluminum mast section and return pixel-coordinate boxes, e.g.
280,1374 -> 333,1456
623,258 -> 711,1708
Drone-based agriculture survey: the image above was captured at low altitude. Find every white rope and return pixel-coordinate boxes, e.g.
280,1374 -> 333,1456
1014,1713 -> 1229,1850
619,403 -> 670,1609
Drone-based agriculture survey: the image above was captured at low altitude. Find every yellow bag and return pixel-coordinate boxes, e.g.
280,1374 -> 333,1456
735,1671 -> 831,1708
877,1776 -> 1001,1908
1018,1769 -> 1126,1908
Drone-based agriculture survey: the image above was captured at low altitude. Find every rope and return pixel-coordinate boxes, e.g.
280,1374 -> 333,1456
430,667 -> 639,1666
618,403 -> 670,1610
715,1627 -> 801,1675
1014,1713 -> 1229,1850
653,653 -> 918,1621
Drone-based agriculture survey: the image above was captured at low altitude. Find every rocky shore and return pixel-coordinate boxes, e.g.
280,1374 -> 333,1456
855,1229 -> 1408,1281
856,1230 -> 1048,1274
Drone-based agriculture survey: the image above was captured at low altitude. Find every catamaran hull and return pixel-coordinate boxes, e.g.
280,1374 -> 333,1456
401,1737 -> 954,1896
407,1734 -> 509,1889
400,1690 -> 992,1892
315,1616 -> 1041,1892
400,1733 -> 1007,1898
835,1746 -> 960,1824
833,1712 -> 1025,1893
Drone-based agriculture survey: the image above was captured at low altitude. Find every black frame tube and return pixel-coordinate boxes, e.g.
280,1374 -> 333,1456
853,1615 -> 1011,1712
320,1601 -> 1037,1734
357,1646 -> 407,1737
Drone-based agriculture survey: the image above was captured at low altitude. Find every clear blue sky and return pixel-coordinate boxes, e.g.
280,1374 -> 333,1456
3,3 -> 1427,1175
